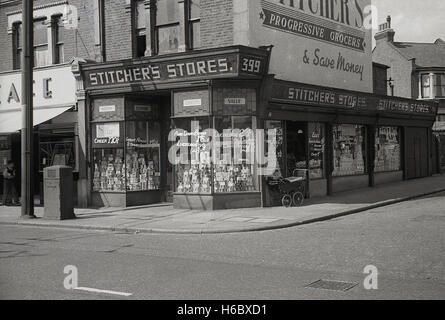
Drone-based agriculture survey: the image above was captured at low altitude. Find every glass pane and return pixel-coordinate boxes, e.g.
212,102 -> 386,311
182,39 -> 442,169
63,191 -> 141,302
15,23 -> 22,48
214,116 -> 258,193
157,25 -> 179,54
436,74 -> 445,97
190,0 -> 200,20
34,20 -> 48,46
308,123 -> 325,179
192,21 -> 201,49
156,0 -> 178,25
126,121 -> 161,191
34,45 -> 49,67
375,127 -> 401,172
136,0 -> 146,29
422,74 -> 431,98
93,149 -> 125,192
173,118 -> 211,194
333,125 -> 366,177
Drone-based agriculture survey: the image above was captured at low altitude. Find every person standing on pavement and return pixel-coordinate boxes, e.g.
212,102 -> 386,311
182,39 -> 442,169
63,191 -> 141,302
2,160 -> 20,206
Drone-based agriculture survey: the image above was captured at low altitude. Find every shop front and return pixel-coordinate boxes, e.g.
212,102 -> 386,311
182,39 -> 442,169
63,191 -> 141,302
264,80 -> 438,204
79,46 -> 271,209
0,63 -> 80,205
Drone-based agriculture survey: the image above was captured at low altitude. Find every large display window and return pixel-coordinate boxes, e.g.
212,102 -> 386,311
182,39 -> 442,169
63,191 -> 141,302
92,120 -> 162,193
172,116 -> 259,194
375,127 -> 401,173
214,116 -> 258,193
173,117 -> 212,194
333,124 -> 367,177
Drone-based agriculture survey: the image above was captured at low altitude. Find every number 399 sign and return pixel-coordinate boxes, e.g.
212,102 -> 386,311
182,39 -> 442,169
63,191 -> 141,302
240,56 -> 266,75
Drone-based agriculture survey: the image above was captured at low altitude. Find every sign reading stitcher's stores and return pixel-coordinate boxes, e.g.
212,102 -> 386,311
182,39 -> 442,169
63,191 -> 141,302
84,52 -> 267,89
248,0 -> 373,93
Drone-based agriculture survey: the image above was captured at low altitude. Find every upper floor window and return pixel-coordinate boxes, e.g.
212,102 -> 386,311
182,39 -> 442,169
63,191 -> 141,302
187,0 -> 201,50
134,0 -> 147,57
435,74 -> 445,98
53,15 -> 64,64
155,0 -> 180,55
12,22 -> 22,70
421,74 -> 431,98
34,19 -> 50,67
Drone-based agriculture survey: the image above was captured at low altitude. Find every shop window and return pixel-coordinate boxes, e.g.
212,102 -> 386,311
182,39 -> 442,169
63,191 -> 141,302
333,125 -> 367,177
265,121 -> 285,177
375,127 -> 401,173
435,74 -> 445,98
214,116 -> 258,193
421,74 -> 432,98
125,121 -> 161,191
187,0 -> 201,50
93,149 -> 125,192
34,19 -> 49,67
173,117 -> 212,194
134,0 -> 147,57
308,123 -> 326,179
12,22 -> 22,70
52,15 -> 64,64
155,0 -> 179,55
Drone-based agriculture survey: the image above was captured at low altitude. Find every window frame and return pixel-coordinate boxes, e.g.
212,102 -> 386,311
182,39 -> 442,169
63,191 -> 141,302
421,73 -> 432,99
434,73 -> 445,98
52,15 -> 64,64
185,0 -> 200,50
12,22 -> 22,70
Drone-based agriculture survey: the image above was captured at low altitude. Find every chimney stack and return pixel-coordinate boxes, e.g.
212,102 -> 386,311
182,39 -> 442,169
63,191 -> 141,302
375,15 -> 395,43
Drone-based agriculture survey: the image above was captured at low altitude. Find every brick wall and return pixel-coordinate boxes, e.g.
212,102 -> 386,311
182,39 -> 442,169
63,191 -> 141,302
200,0 -> 234,49
373,40 -> 414,99
103,1 -> 132,62
0,0 -> 96,72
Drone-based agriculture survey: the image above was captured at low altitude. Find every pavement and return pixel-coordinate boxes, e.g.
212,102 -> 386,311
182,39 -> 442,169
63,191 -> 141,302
0,174 -> 444,234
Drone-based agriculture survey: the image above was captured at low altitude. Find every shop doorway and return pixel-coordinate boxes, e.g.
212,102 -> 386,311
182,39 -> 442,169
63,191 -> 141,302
285,121 -> 308,177
406,127 -> 428,179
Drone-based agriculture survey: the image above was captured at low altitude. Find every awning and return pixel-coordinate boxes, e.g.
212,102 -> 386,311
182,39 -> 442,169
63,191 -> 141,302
0,106 -> 73,134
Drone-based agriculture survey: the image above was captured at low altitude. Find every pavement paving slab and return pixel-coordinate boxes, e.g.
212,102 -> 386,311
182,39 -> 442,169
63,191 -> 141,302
0,174 -> 444,234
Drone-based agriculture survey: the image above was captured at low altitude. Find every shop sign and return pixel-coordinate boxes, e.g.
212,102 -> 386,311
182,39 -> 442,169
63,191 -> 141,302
183,99 -> 202,107
224,98 -> 247,106
99,105 -> 116,113
248,0 -> 373,93
0,65 -> 76,111
83,52 -> 268,89
271,81 -> 438,115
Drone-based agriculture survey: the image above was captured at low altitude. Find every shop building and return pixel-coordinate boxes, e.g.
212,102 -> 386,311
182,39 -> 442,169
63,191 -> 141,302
373,16 -> 445,172
1,1 -> 439,210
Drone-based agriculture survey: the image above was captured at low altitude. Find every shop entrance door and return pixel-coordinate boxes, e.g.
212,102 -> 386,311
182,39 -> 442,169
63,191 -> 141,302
406,127 -> 428,179
286,121 -> 308,177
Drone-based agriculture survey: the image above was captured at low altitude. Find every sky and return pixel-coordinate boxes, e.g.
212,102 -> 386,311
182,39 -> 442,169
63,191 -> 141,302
372,0 -> 445,46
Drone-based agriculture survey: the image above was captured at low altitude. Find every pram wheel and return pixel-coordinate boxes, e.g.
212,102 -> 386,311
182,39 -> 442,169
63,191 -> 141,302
282,194 -> 293,208
293,192 -> 304,206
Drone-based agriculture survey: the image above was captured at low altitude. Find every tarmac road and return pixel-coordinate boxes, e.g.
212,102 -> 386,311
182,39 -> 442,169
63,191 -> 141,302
1,193 -> 444,300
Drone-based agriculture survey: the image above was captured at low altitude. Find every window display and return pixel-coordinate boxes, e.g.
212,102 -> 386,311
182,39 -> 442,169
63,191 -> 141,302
173,117 -> 212,194
375,127 -> 401,172
333,124 -> 366,176
93,149 -> 125,192
265,121 -> 284,177
214,116 -> 258,193
126,121 -> 161,191
92,121 -> 161,193
308,123 -> 325,179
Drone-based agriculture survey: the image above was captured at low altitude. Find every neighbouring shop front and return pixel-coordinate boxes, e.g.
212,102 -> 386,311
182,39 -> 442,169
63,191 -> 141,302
264,80 -> 438,206
80,45 -> 271,209
0,64 -> 80,205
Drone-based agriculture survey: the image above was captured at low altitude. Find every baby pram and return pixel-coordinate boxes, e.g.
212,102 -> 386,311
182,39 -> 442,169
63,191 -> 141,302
267,169 -> 307,208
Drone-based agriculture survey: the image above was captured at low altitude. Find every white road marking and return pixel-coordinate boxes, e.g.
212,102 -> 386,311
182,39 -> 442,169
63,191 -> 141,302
74,287 -> 133,297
